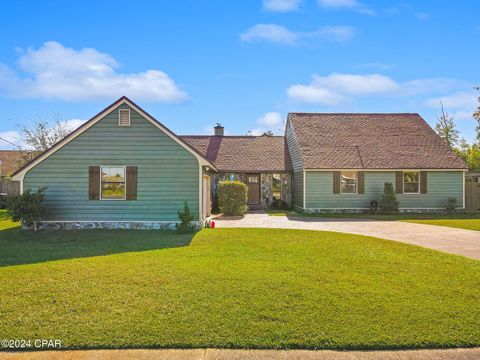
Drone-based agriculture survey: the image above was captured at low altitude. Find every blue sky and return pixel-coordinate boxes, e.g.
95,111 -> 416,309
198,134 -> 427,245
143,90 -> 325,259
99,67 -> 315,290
0,0 -> 478,149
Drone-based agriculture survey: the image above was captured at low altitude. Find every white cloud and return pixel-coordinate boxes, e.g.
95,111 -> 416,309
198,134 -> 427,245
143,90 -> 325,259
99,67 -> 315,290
257,112 -> 283,127
287,73 -> 398,104
246,112 -> 285,136
241,24 -> 298,45
423,91 -> 478,122
0,41 -> 188,102
424,91 -> 477,109
263,0 -> 301,12
0,131 -> 22,149
240,24 -> 355,45
317,0 -> 375,15
287,73 -> 470,105
61,118 -> 86,131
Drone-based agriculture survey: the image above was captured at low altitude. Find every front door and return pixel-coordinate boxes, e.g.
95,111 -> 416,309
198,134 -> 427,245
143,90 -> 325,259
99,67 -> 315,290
247,174 -> 260,205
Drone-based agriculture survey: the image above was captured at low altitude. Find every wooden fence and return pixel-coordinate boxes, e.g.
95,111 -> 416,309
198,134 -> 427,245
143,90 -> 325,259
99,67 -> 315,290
0,180 -> 20,196
465,181 -> 480,211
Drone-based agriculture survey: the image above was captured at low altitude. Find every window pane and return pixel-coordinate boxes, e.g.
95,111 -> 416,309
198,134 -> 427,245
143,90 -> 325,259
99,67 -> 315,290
101,183 -> 125,199
341,171 -> 357,194
101,167 -> 126,199
403,171 -> 419,193
101,167 -> 125,183
272,174 -> 281,199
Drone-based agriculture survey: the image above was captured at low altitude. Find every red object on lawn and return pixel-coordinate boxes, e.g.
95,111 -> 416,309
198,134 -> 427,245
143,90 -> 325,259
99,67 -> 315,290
210,220 -> 215,228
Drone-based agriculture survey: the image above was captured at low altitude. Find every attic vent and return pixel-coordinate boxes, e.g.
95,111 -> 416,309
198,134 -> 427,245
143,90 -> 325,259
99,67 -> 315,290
118,109 -> 130,126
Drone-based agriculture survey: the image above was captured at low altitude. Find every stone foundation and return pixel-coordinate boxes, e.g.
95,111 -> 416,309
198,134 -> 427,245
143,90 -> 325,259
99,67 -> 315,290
303,208 -> 462,214
23,221 -> 201,231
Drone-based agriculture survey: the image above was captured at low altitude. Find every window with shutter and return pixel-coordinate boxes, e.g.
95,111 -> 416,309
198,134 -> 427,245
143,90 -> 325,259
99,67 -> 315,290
118,109 -> 130,126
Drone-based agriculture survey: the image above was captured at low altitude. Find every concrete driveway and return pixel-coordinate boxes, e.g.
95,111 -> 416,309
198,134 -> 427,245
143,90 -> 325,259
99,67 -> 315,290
214,212 -> 480,260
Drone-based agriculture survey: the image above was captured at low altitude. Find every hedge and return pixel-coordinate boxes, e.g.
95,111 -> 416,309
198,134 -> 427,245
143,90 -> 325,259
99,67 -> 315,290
218,181 -> 248,216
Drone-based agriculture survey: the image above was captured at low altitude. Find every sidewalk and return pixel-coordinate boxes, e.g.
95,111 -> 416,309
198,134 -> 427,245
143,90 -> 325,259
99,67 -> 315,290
2,348 -> 480,360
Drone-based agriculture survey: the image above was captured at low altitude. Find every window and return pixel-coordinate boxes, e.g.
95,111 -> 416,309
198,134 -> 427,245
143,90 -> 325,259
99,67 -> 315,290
340,171 -> 357,194
272,173 -> 281,200
101,166 -> 126,200
403,171 -> 419,194
118,109 -> 130,126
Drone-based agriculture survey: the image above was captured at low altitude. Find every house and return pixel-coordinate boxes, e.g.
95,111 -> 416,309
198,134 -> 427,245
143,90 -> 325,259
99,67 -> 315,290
11,97 -> 467,229
286,113 -> 467,212
0,150 -> 24,179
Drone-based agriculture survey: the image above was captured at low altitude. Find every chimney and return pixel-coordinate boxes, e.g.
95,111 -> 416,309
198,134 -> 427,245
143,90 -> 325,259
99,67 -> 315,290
214,123 -> 224,136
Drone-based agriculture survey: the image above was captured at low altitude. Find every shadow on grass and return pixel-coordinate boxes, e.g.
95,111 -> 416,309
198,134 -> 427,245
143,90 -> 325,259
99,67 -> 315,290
0,227 -> 195,267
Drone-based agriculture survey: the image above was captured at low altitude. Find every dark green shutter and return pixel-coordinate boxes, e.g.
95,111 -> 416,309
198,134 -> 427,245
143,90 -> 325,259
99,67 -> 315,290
395,171 -> 403,194
420,171 -> 427,194
89,166 -> 100,200
333,171 -> 341,194
358,171 -> 365,194
126,166 -> 137,200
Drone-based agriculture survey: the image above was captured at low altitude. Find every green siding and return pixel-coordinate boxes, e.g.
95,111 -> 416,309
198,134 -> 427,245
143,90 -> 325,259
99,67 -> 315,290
305,171 -> 464,209
285,121 -> 304,208
23,104 -> 200,221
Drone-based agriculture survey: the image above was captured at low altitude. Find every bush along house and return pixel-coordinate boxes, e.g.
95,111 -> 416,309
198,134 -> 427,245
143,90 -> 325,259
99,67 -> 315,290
11,97 -> 467,229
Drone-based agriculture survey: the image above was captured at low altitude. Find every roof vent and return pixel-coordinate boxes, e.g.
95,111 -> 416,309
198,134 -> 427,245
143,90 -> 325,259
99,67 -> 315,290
214,123 -> 224,136
119,109 -> 131,126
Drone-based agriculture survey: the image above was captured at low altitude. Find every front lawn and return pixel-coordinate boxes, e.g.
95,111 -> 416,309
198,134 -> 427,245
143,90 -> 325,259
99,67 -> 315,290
267,210 -> 480,231
1,224 -> 479,350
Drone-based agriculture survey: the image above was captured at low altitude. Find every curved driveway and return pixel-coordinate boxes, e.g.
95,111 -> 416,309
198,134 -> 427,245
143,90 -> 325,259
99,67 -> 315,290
215,212 -> 480,260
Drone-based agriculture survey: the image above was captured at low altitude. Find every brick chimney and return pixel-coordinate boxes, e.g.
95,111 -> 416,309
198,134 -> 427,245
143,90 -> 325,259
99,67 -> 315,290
214,123 -> 224,136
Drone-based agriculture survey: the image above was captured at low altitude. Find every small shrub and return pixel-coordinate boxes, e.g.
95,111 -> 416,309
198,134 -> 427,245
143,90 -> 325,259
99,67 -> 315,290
271,198 -> 290,210
6,187 -> 48,231
176,201 -> 196,233
446,197 -> 457,213
0,194 -> 7,209
218,181 -> 247,216
379,182 -> 399,214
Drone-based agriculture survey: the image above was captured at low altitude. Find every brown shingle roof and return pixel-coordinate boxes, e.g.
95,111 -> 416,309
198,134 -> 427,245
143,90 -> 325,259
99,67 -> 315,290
0,150 -> 25,177
288,113 -> 467,169
180,135 -> 292,172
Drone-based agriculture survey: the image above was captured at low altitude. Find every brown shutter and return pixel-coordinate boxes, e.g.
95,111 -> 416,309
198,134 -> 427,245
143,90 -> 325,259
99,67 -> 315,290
420,171 -> 427,194
126,166 -> 137,200
358,171 -> 365,194
89,166 -> 100,200
333,171 -> 341,194
395,171 -> 403,194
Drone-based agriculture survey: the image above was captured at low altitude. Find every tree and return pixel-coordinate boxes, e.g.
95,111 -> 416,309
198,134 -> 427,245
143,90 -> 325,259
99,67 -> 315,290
474,86 -> 480,144
379,182 -> 399,214
176,201 -> 196,233
18,116 -> 72,165
434,102 -> 459,147
455,139 -> 480,171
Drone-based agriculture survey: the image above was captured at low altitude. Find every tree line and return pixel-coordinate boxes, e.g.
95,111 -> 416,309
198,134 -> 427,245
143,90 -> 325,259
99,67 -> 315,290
435,87 -> 480,171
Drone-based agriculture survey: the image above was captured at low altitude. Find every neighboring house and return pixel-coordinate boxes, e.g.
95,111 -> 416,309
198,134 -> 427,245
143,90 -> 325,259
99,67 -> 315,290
285,113 -> 467,212
11,97 -> 467,229
0,150 -> 24,196
0,150 -> 24,179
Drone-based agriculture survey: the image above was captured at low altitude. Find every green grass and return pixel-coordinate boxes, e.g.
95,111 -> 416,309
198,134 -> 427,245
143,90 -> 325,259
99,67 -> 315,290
1,221 -> 479,350
267,210 -> 480,231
